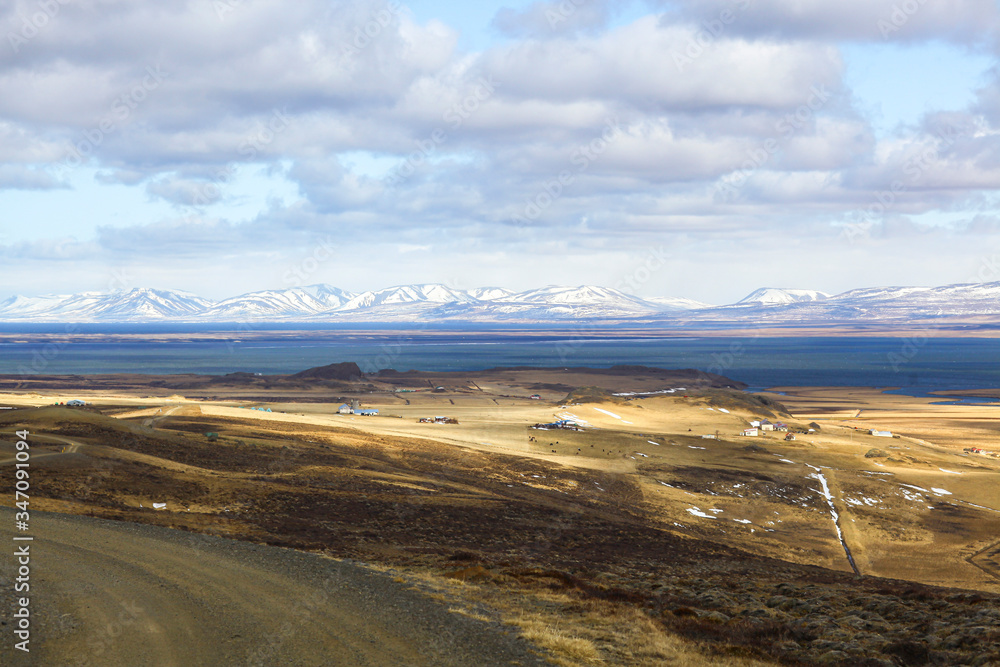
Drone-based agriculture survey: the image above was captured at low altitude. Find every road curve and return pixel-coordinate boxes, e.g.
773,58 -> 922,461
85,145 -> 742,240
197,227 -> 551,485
0,509 -> 545,666
0,434 -> 84,466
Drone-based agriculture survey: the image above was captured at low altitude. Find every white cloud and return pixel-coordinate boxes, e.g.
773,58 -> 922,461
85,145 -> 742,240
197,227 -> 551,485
0,164 -> 65,190
493,0 -> 614,37
661,0 -> 1000,45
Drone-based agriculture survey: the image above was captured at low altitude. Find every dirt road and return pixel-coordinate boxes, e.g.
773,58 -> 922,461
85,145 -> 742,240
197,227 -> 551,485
0,434 -> 82,466
0,509 -> 545,666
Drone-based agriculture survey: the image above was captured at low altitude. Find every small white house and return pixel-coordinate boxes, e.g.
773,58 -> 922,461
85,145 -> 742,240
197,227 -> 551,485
742,428 -> 759,437
337,404 -> 353,415
760,423 -> 775,432
870,429 -> 893,438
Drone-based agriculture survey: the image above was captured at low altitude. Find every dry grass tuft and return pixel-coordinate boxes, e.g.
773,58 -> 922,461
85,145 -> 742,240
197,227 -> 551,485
511,615 -> 602,665
447,606 -> 493,623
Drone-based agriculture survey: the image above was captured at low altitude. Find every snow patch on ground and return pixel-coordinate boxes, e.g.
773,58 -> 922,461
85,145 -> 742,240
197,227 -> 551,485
613,388 -> 682,397
558,412 -> 589,424
593,408 -> 622,419
686,507 -> 716,519
806,464 -> 850,556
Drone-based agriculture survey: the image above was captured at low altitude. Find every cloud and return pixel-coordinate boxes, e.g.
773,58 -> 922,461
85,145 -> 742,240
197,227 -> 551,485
146,176 -> 221,207
95,168 -> 151,186
492,0 -> 614,38
659,0 -> 1000,45
481,17 -> 844,111
0,237 -> 98,260
0,164 -> 65,190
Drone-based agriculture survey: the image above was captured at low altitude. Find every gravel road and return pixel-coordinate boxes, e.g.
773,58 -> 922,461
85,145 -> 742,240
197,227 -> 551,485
0,508 -> 546,666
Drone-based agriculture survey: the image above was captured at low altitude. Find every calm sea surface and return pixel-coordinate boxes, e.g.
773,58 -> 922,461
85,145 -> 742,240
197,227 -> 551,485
1,330 -> 999,392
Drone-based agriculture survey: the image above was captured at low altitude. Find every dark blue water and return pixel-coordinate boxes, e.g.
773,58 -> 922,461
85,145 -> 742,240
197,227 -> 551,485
1,332 -> 999,390
882,388 -> 1000,404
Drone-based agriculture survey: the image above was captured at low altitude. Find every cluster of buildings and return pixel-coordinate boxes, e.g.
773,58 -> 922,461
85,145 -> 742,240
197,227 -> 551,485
532,419 -> 581,431
741,419 -> 790,437
419,416 -> 458,424
964,446 -> 997,458
740,419 -> 813,440
338,400 -> 378,416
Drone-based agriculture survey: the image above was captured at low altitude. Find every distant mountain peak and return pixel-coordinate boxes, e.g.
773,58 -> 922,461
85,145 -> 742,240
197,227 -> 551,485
738,288 -> 830,306
643,296 -> 714,310
338,284 -> 477,311
468,287 -> 515,301
513,285 -> 647,305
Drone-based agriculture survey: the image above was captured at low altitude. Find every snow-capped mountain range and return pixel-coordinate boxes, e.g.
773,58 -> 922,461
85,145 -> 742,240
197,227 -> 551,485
0,283 -> 998,325
737,288 -> 830,306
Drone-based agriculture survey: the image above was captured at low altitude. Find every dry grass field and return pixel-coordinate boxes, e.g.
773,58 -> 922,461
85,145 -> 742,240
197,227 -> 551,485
1,367 -> 998,665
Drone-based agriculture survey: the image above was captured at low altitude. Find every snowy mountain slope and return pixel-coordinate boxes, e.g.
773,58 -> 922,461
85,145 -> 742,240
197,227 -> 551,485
507,285 -> 658,310
737,288 -> 830,305
88,288 -> 215,320
0,289 -> 213,322
305,284 -> 356,309
643,296 -> 714,311
205,287 -> 345,319
467,287 -> 516,301
820,282 -> 1000,318
0,293 -> 92,318
338,284 -> 477,311
684,281 -> 1000,323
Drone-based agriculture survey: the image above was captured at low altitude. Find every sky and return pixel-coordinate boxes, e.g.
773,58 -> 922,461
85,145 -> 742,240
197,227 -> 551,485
1,0 -> 1000,305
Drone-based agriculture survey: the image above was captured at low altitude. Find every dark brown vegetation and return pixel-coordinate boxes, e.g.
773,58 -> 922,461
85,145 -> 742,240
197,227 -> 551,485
0,364 -> 746,404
